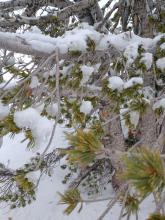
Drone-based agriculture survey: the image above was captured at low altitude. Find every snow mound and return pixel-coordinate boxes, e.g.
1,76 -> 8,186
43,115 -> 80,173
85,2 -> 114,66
160,42 -> 165,50
140,53 -> 153,70
80,100 -> 93,114
0,102 -> 10,120
124,77 -> 143,89
153,98 -> 165,110
108,76 -> 124,91
14,108 -> 53,146
80,65 -> 94,85
156,57 -> 165,71
46,103 -> 58,117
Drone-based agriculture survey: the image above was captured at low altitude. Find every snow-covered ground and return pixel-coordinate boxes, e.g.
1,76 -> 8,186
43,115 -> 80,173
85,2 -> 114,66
0,125 -> 155,220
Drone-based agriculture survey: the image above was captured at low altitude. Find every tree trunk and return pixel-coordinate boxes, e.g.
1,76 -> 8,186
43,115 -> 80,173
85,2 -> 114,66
99,103 -> 125,190
132,0 -> 154,37
137,106 -> 157,147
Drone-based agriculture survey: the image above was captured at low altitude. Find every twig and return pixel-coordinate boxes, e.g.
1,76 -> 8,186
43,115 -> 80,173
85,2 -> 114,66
97,184 -> 128,220
97,193 -> 120,220
97,3 -> 119,30
154,192 -> 165,214
36,48 -> 61,169
118,187 -> 129,220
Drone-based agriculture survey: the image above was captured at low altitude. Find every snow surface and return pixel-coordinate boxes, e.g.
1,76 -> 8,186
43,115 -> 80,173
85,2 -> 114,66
0,126 -> 156,220
0,81 -> 17,90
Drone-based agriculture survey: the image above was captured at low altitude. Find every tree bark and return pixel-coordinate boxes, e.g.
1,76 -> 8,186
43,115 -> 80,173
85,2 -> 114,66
137,105 -> 157,147
132,0 -> 154,37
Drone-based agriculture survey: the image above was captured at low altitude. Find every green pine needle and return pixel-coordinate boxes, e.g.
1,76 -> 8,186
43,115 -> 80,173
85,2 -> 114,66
122,147 -> 165,198
65,129 -> 103,167
124,194 -> 140,216
146,213 -> 165,220
58,189 -> 83,215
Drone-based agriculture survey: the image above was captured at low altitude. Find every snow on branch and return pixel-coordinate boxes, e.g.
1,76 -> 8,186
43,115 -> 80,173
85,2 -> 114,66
0,24 -> 162,58
0,0 -> 72,11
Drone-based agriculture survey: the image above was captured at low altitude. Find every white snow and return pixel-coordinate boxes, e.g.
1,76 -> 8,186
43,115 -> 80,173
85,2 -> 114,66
124,77 -> 143,89
120,108 -> 129,138
98,31 -> 158,55
30,76 -> 39,88
80,65 -> 94,75
0,126 -> 156,220
156,57 -> 165,71
108,76 -> 143,91
49,66 -> 56,76
0,81 -> 17,90
0,25 -> 163,57
80,100 -> 93,115
61,64 -> 72,75
124,43 -> 139,66
108,76 -> 124,91
93,63 -> 101,72
140,52 -> 153,70
46,103 -> 58,117
142,86 -> 155,100
153,98 -> 165,110
14,108 -> 41,128
30,26 -> 42,34
80,65 -> 94,85
14,107 -> 53,147
6,56 -> 15,66
35,103 -> 45,114
25,23 -> 101,54
120,108 -> 140,138
0,101 -> 10,120
130,110 -> 140,128
160,42 -> 165,50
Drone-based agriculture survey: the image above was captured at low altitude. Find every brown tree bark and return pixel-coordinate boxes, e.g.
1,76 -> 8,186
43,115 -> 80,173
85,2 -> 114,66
132,0 -> 154,38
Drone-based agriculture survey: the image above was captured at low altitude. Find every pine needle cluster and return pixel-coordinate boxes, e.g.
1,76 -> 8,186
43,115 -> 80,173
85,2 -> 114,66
58,189 -> 82,215
146,213 -> 165,220
122,147 -> 165,198
123,193 -> 140,216
65,129 -> 103,167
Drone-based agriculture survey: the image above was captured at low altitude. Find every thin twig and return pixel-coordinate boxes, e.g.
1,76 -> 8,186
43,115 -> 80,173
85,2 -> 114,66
118,187 -> 129,220
154,192 -> 165,214
36,49 -> 61,169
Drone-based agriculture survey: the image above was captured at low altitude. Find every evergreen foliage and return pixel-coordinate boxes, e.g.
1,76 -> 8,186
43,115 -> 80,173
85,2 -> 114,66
58,189 -> 83,215
147,213 -> 165,220
122,147 -> 165,198
65,129 -> 103,167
